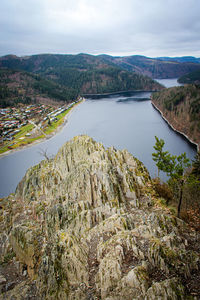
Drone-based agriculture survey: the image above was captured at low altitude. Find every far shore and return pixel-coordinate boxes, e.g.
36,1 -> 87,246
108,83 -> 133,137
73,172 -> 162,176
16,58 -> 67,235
0,99 -> 85,158
151,101 -> 199,151
82,89 -> 160,98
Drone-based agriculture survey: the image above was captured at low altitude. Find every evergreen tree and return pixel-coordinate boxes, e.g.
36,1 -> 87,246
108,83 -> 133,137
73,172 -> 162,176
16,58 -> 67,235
191,152 -> 200,180
152,136 -> 191,217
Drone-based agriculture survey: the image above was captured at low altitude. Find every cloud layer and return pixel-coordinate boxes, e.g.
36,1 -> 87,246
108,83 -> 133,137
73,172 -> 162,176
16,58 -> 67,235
1,0 -> 200,57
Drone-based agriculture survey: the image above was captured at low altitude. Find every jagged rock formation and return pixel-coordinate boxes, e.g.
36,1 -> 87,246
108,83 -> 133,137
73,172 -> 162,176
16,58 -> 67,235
0,136 -> 199,299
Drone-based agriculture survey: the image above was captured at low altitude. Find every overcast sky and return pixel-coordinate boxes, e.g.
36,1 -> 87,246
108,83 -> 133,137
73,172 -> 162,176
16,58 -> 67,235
1,0 -> 200,58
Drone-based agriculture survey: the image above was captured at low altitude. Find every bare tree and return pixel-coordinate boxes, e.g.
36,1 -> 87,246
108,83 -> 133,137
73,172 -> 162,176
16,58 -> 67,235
38,148 -> 53,161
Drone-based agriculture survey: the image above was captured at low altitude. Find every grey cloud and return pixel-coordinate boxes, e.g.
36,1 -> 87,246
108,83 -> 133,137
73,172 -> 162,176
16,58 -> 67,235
0,0 -> 200,57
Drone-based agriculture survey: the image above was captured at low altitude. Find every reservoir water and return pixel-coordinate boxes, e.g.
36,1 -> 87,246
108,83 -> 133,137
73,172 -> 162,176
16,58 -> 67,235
0,79 -> 196,198
155,78 -> 182,88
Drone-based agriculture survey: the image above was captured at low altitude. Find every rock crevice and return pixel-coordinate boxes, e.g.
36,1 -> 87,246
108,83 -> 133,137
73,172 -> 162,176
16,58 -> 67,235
0,135 -> 199,299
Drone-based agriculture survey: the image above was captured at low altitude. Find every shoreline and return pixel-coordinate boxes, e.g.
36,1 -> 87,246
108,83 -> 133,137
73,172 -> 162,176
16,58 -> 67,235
82,89 -> 159,98
1,97 -> 197,159
0,99 -> 85,158
151,101 -> 199,151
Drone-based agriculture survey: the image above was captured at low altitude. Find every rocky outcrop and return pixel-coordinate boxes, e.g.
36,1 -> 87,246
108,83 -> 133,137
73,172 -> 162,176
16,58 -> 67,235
0,135 -> 199,299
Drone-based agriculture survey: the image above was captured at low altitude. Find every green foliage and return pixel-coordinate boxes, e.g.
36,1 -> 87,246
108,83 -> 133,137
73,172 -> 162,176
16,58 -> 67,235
178,69 -> 200,84
162,90 -> 184,111
0,86 -> 14,99
152,136 -> 191,179
152,177 -> 173,205
152,85 -> 200,137
190,97 -> 200,120
152,88 -> 185,111
0,69 -> 78,107
152,136 -> 174,175
191,151 -> 200,180
32,74 -> 78,101
182,169 -> 200,230
45,65 -> 160,94
152,136 -> 191,217
0,250 -> 15,264
0,54 -> 162,108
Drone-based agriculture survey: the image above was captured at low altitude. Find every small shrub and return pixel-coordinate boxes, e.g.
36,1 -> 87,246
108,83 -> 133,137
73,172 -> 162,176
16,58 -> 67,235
152,177 -> 173,205
0,250 -> 15,264
180,208 -> 200,231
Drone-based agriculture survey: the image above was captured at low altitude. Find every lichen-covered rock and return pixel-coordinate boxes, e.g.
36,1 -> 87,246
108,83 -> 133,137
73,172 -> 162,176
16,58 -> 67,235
0,135 -> 199,299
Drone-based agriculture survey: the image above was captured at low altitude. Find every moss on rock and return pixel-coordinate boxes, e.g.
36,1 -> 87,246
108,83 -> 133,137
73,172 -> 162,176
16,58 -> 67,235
0,135 -> 199,299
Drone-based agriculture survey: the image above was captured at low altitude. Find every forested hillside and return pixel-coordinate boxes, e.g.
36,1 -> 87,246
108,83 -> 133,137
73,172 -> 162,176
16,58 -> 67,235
156,56 -> 200,63
151,84 -> 200,148
99,54 -> 200,79
2,53 -> 200,108
178,69 -> 200,84
51,66 -> 162,94
0,54 -> 163,107
0,69 -> 77,107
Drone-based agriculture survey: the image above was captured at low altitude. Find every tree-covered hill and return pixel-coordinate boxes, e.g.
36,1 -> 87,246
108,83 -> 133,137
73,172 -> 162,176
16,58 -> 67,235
99,54 -> 200,79
1,53 -> 200,83
178,69 -> 200,84
156,56 -> 200,64
151,84 -> 200,148
0,53 -> 110,74
2,53 -> 200,108
0,69 -> 77,107
0,54 -> 163,106
45,66 -> 162,94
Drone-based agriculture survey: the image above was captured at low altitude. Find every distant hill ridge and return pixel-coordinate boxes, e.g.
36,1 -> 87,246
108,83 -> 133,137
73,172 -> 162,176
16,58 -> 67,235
156,56 -> 200,64
98,54 -> 200,79
1,53 -> 200,79
1,53 -> 200,107
0,53 -> 163,107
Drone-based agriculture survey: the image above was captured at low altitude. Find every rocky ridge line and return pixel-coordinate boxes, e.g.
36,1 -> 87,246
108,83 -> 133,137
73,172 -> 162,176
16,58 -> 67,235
0,135 -> 199,299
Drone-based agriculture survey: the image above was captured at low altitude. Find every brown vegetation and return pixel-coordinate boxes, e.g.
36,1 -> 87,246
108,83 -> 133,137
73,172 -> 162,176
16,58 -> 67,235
151,84 -> 200,148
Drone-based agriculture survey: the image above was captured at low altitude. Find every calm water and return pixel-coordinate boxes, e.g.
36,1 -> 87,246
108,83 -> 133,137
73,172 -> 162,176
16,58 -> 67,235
0,79 -> 196,197
155,78 -> 182,88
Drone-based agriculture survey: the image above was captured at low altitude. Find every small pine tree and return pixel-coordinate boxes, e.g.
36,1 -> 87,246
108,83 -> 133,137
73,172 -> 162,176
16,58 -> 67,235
152,136 -> 191,217
191,152 -> 200,180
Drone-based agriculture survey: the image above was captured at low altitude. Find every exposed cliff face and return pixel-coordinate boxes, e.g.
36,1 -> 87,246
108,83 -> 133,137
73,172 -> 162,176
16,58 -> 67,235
151,85 -> 200,149
0,136 -> 199,299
